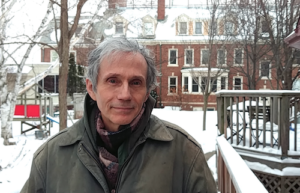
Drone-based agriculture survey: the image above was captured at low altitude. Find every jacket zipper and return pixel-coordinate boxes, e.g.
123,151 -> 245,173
115,136 -> 147,193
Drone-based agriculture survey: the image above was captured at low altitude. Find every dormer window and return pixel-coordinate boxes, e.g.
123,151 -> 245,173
195,22 -> 202,35
261,20 -> 268,33
144,22 -> 154,35
225,21 -> 234,35
179,22 -> 187,35
116,22 -> 123,34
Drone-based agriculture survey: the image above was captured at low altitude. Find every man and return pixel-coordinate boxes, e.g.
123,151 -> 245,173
21,38 -> 217,193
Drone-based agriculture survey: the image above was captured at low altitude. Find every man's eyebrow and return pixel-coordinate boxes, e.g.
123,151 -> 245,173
103,73 -> 145,80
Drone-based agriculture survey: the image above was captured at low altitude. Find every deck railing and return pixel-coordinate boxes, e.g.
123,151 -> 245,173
217,137 -> 268,193
216,90 -> 300,159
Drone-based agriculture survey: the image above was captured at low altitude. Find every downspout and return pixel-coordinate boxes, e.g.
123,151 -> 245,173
159,42 -> 162,107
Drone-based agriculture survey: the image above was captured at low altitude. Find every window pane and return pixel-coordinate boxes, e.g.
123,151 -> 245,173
210,21 -> 218,35
221,77 -> 226,89
234,78 -> 241,90
261,62 -> 269,77
192,78 -> 198,92
180,22 -> 187,34
293,50 -> 300,64
186,50 -> 193,64
170,77 -> 177,93
261,20 -> 268,33
202,50 -> 209,64
145,22 -> 153,35
51,51 -> 58,62
218,50 -> 225,65
235,49 -> 242,64
195,22 -> 202,34
225,22 -> 233,35
170,50 -> 177,64
201,77 -> 207,92
211,78 -> 217,92
184,77 -> 189,92
116,22 -> 123,34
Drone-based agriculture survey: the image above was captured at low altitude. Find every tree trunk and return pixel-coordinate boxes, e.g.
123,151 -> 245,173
202,94 -> 208,131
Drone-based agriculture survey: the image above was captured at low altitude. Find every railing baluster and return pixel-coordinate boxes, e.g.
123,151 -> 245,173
243,97 -> 246,147
270,97 -> 273,148
230,97 -> 233,144
256,97 -> 259,148
263,97 -> 266,148
236,96 -> 240,145
278,97 -> 281,150
294,99 -> 298,151
249,97 -> 252,147
224,97 -> 227,139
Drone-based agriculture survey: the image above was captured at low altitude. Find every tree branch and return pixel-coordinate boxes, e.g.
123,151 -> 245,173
68,0 -> 88,39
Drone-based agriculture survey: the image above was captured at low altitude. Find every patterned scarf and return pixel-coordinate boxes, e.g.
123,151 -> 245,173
95,104 -> 145,190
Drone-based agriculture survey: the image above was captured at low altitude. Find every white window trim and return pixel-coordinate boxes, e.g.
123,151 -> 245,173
168,48 -> 178,66
224,21 -> 234,35
143,22 -> 154,36
201,49 -> 209,66
178,21 -> 188,35
217,49 -> 227,66
168,76 -> 178,95
233,76 -> 243,90
194,21 -> 203,35
184,48 -> 194,66
234,48 -> 243,66
260,61 -> 272,80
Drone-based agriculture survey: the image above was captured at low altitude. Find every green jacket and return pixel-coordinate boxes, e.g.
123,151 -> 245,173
21,95 -> 217,193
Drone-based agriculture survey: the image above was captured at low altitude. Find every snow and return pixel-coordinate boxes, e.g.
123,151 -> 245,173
0,108 -> 219,192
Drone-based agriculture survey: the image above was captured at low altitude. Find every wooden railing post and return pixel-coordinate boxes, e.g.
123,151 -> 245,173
217,96 -> 225,135
281,96 -> 289,159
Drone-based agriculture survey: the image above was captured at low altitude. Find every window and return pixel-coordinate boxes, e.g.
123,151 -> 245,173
261,20 -> 268,33
293,50 -> 300,65
183,77 -> 189,92
195,22 -> 202,34
144,22 -> 154,35
192,78 -> 199,92
217,49 -> 226,65
185,49 -> 193,65
201,77 -> 207,92
221,77 -> 227,90
234,49 -> 243,65
233,77 -> 242,90
225,21 -> 234,35
50,50 -> 59,62
169,77 -> 177,94
168,49 -> 178,65
201,49 -> 209,65
38,75 -> 59,93
116,22 -> 123,34
261,61 -> 270,77
179,22 -> 187,35
211,78 -> 217,92
210,21 -> 218,35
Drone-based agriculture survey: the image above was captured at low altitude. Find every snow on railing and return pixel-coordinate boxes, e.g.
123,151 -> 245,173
217,137 -> 268,193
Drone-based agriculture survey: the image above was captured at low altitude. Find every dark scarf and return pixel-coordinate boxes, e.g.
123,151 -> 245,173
95,104 -> 145,190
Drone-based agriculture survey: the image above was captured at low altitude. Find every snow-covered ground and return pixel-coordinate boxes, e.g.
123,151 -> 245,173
0,109 -> 219,193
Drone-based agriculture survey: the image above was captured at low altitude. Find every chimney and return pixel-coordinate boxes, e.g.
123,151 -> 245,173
157,0 -> 165,21
109,0 -> 127,9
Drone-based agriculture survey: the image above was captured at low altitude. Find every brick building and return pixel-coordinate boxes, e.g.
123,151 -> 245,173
38,0 -> 299,110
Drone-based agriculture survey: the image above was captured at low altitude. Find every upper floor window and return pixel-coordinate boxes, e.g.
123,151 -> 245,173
192,78 -> 199,93
168,49 -> 178,66
50,50 -> 59,62
201,49 -> 209,65
225,21 -> 234,35
217,49 -> 226,65
293,50 -> 300,66
261,61 -> 270,78
234,49 -> 243,65
116,22 -> 124,34
210,21 -> 218,35
261,20 -> 268,33
185,49 -> 194,66
168,76 -> 177,94
144,22 -> 154,35
233,77 -> 242,90
179,22 -> 187,35
195,22 -> 202,35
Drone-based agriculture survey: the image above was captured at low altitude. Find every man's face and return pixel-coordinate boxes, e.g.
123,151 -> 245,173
86,52 -> 149,132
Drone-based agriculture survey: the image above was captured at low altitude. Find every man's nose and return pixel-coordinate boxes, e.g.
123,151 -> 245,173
117,83 -> 131,100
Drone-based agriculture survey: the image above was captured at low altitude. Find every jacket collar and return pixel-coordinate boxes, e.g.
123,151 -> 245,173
58,93 -> 173,147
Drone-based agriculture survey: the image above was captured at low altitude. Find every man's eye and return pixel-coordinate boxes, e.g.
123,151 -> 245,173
132,80 -> 141,85
108,79 -> 117,84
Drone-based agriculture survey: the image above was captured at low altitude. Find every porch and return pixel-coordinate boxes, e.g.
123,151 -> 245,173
216,90 -> 300,193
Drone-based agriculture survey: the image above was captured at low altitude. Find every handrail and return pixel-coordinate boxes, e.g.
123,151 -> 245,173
217,137 -> 268,193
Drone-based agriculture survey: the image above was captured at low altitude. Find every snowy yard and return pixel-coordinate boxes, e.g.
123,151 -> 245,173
0,109 -> 219,193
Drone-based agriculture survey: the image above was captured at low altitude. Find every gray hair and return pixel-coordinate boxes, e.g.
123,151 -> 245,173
86,38 -> 159,92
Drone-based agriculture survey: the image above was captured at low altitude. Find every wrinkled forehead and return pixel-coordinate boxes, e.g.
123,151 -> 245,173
100,51 -> 144,66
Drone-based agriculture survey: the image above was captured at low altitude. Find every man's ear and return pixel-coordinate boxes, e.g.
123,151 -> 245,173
86,79 -> 97,101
